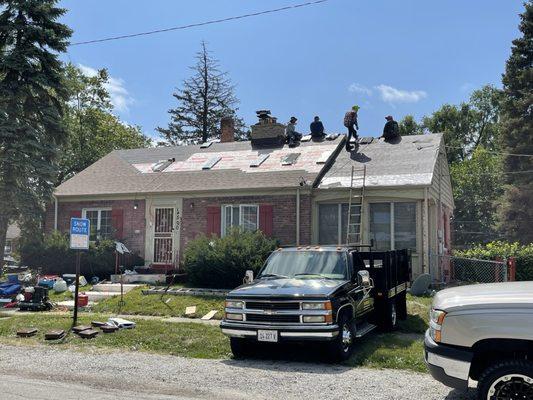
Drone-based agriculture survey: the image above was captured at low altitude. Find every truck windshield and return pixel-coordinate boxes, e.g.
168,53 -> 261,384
259,251 -> 348,280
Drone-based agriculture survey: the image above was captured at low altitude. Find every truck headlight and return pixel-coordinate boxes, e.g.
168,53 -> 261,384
225,313 -> 244,321
302,301 -> 332,310
429,309 -> 446,342
303,315 -> 326,323
225,300 -> 244,309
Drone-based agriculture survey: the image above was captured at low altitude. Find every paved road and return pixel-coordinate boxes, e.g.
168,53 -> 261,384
0,344 -> 476,400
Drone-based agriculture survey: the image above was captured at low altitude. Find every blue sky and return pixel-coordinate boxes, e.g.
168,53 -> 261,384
61,0 -> 524,140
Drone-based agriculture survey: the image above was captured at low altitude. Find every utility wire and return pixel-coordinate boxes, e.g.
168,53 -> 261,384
70,0 -> 330,46
445,145 -> 533,158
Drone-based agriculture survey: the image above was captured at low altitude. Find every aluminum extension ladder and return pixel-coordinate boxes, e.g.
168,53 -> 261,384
345,165 -> 367,246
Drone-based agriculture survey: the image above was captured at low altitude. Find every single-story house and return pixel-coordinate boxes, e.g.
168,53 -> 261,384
45,120 -> 453,280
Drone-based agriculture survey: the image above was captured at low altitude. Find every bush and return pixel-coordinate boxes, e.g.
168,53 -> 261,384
184,229 -> 278,289
20,231 -> 143,279
454,241 -> 533,281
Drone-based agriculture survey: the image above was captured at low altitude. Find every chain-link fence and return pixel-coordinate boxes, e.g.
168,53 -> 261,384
430,254 -> 508,285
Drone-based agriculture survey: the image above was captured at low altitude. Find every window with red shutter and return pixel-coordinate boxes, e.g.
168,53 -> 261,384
111,209 -> 124,240
259,205 -> 273,236
206,206 -> 221,237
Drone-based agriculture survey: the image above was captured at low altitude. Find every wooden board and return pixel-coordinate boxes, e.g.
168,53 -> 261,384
100,325 -> 119,333
91,321 -> 107,327
185,306 -> 197,318
72,325 -> 92,333
45,330 -> 65,340
78,329 -> 99,339
201,310 -> 218,320
17,328 -> 38,338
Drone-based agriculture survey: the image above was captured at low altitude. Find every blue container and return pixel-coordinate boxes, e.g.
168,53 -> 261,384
7,274 -> 18,284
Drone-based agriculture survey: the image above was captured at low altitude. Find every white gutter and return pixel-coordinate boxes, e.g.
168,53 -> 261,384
53,195 -> 58,231
296,188 -> 300,246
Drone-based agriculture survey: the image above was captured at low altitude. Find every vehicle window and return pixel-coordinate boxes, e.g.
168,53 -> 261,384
259,251 -> 348,280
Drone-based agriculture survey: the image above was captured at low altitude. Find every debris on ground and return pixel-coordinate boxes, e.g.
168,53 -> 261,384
201,310 -> 218,320
16,328 -> 38,338
44,330 -> 65,340
107,317 -> 136,329
77,329 -> 99,339
72,325 -> 92,333
185,306 -> 197,318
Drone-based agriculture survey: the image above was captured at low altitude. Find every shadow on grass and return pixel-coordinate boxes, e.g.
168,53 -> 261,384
399,314 -> 428,334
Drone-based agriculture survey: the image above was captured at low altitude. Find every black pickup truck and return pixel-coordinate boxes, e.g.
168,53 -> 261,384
221,246 -> 411,361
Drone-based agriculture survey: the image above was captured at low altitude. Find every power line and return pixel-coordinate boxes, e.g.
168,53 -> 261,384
70,0 -> 330,46
445,145 -> 533,158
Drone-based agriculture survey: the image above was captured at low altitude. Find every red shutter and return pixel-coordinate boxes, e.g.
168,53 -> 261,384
259,205 -> 273,236
111,209 -> 124,240
206,206 -> 221,237
70,210 -> 82,219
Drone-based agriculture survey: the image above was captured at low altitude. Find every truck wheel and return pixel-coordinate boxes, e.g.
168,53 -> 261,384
230,338 -> 252,359
477,360 -> 533,400
379,299 -> 398,332
326,313 -> 354,362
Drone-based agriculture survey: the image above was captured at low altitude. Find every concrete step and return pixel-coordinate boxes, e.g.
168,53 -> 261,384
91,283 -> 140,293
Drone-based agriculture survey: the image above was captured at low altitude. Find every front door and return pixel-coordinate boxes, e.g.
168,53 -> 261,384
153,207 -> 175,264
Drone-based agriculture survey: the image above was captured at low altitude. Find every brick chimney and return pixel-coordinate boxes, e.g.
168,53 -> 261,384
220,117 -> 235,143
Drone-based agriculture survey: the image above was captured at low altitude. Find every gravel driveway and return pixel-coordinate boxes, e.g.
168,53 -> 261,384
0,344 -> 476,400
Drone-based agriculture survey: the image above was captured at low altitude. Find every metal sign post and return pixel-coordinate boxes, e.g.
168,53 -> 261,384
70,218 -> 90,327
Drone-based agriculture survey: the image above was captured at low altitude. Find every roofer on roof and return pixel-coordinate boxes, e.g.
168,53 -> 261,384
310,116 -> 325,139
343,105 -> 360,151
286,116 -> 302,147
382,115 -> 400,142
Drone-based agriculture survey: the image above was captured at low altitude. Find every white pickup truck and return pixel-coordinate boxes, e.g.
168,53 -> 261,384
424,281 -> 533,400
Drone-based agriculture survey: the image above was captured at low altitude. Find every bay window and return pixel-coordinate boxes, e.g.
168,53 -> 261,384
222,205 -> 259,236
369,202 -> 417,251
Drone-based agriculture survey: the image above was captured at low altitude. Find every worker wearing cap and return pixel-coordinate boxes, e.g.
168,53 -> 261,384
286,116 -> 302,147
343,105 -> 360,151
382,115 -> 400,142
310,116 -> 325,139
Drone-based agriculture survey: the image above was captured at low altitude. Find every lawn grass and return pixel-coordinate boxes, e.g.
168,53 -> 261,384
398,293 -> 432,334
0,313 -> 229,359
92,287 -> 225,319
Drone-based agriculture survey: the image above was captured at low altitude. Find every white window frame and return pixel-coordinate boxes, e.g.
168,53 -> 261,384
369,202 -> 417,251
318,203 -> 361,245
221,204 -> 259,236
82,208 -> 112,241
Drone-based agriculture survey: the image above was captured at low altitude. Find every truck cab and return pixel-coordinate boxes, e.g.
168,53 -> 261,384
221,246 -> 411,361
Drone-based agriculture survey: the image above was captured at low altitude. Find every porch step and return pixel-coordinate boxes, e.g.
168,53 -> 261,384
91,283 -> 140,293
356,322 -> 377,338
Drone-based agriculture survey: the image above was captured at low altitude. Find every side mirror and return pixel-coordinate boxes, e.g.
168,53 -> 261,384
357,270 -> 371,287
243,270 -> 254,284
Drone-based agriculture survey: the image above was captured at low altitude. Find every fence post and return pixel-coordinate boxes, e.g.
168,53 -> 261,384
508,257 -> 516,282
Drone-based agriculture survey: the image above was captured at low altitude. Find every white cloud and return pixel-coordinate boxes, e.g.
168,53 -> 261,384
348,83 -> 372,96
78,64 -> 134,113
375,84 -> 427,103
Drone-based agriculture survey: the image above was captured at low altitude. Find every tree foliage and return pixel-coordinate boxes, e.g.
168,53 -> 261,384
157,41 -> 246,145
57,63 -> 151,184
0,0 -> 71,264
398,115 -> 424,136
497,1 -> 533,244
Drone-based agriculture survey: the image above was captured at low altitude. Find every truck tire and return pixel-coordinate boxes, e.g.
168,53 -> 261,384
326,313 -> 354,362
477,360 -> 533,400
379,299 -> 398,332
230,338 -> 252,359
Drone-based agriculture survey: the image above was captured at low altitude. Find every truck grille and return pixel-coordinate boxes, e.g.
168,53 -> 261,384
246,301 -> 300,310
246,314 -> 300,323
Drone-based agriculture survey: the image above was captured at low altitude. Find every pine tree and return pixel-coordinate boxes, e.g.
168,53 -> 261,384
157,41 -> 247,145
498,1 -> 533,243
0,0 -> 72,264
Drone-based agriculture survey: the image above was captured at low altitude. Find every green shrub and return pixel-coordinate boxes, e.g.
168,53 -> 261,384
184,229 -> 278,289
20,231 -> 143,279
454,241 -> 533,281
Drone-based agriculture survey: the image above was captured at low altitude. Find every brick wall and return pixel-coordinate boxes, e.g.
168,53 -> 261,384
181,194 -> 311,251
44,199 -> 146,258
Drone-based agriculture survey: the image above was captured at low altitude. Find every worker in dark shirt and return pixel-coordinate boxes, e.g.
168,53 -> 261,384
382,115 -> 400,142
310,116 -> 325,139
343,105 -> 360,151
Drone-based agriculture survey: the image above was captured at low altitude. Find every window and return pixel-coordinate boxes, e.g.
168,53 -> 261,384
221,205 -> 259,236
318,203 -> 361,245
82,208 -> 112,241
369,202 -> 417,251
4,239 -> 12,255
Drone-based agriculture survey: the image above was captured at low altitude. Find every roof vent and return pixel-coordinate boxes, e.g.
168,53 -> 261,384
281,153 -> 300,166
152,158 -> 175,172
202,156 -> 221,170
358,137 -> 374,144
250,154 -> 269,168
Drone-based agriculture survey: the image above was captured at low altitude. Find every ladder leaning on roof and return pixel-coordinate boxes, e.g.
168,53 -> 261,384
345,165 -> 367,246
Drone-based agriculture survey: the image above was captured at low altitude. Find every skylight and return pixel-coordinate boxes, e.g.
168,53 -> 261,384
202,156 -> 222,170
250,154 -> 269,168
151,158 -> 175,172
281,153 -> 300,166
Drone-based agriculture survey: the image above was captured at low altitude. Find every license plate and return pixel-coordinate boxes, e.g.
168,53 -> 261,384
257,330 -> 278,342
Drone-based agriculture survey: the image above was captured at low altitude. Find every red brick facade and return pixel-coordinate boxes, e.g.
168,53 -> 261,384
46,193 -> 312,265
45,199 -> 146,258
181,194 -> 311,251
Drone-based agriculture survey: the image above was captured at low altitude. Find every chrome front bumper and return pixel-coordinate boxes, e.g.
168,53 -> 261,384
221,321 -> 339,340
